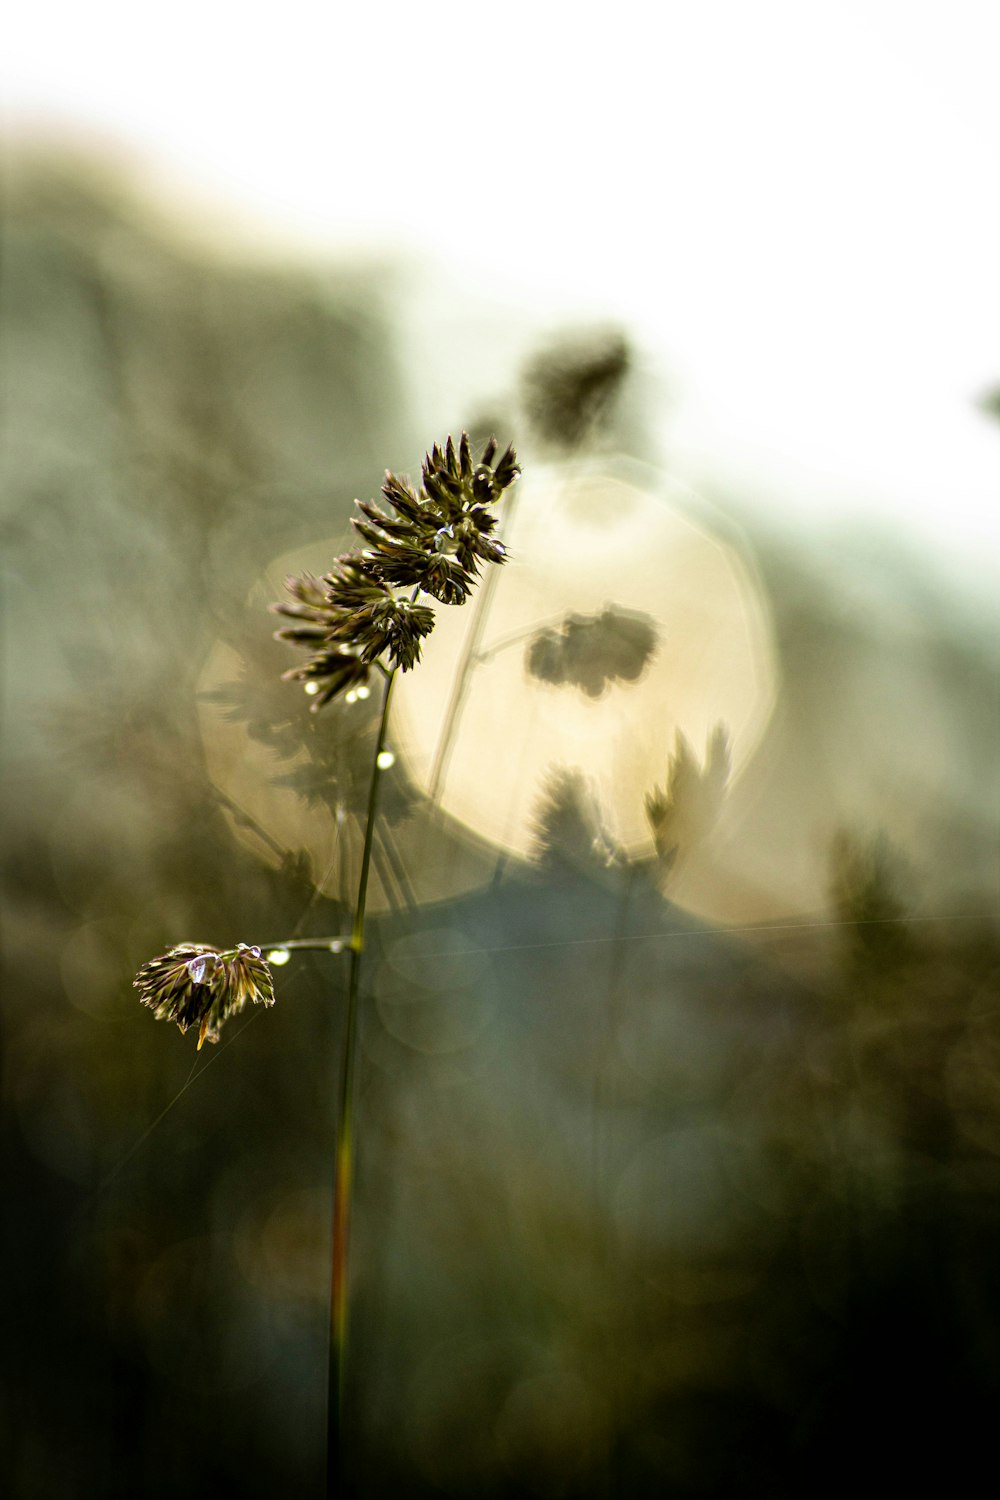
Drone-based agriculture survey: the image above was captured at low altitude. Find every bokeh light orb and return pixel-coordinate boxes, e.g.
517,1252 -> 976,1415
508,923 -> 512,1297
392,457 -> 776,862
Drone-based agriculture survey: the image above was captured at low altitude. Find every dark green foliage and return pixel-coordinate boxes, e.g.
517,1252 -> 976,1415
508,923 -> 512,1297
828,829 -> 914,980
645,726 -> 731,872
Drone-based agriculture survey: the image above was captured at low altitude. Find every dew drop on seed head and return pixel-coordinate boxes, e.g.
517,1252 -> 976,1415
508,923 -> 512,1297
376,750 -> 395,770
266,948 -> 291,966
187,955 -> 209,985
356,685 -> 370,700
305,681 -> 321,695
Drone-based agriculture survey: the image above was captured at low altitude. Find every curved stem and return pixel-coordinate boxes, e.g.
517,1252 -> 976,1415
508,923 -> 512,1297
425,482 -> 521,803
213,788 -> 290,860
256,936 -> 354,954
470,609 -> 570,666
327,664 -> 396,1498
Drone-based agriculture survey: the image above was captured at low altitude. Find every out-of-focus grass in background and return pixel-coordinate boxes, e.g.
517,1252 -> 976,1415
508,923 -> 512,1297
2,6 -> 1000,1493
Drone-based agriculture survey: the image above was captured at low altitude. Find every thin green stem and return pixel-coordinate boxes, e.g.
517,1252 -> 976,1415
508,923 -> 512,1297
258,937 -> 354,954
425,480 -> 521,804
469,608 -> 570,666
213,788 -> 290,860
327,664 -> 396,1499
376,824 -> 418,913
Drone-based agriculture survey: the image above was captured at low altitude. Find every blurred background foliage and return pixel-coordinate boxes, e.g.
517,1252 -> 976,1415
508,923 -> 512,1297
2,150 -> 999,1498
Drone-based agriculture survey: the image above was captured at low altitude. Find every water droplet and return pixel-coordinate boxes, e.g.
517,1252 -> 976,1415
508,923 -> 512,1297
305,681 -> 321,695
376,750 -> 395,770
345,690 -> 358,704
266,948 -> 291,966
329,939 -> 345,954
187,955 -> 210,985
356,685 -> 370,700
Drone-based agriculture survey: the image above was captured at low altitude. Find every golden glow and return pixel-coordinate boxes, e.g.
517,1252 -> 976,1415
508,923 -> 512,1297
195,460 -> 780,922
392,460 -> 776,862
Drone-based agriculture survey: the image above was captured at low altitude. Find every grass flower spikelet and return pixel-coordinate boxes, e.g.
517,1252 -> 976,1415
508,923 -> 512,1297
134,942 -> 276,1049
273,432 -> 519,708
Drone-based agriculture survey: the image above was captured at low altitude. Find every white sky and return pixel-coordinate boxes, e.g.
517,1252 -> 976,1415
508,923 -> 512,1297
5,0 -> 1000,591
